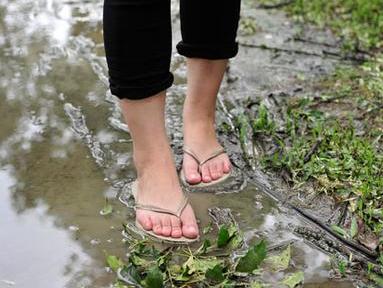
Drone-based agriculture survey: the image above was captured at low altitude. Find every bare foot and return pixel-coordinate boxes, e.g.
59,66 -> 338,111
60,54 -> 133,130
182,121 -> 231,184
182,58 -> 231,185
134,143 -> 199,239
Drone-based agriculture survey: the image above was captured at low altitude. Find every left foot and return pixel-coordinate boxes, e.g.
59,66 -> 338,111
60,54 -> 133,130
182,120 -> 231,184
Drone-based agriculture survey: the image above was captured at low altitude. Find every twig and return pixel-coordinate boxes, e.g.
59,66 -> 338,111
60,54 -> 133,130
303,139 -> 322,163
238,42 -> 368,62
290,36 -> 339,48
291,205 -> 378,260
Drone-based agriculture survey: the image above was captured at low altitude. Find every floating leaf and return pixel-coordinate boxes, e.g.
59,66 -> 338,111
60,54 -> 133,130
265,245 -> 291,271
205,264 -> 225,283
107,255 -> 124,272
236,240 -> 267,273
217,225 -> 231,248
100,202 -> 113,216
281,271 -> 304,288
144,266 -> 163,288
228,225 -> 244,249
118,264 -> 142,286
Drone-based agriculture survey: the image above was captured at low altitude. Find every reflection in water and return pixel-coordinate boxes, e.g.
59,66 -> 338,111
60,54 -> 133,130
0,168 -> 92,287
0,0 -> 354,287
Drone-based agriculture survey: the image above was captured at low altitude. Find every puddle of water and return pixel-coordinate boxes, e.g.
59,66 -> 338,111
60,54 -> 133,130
0,0 -> 356,287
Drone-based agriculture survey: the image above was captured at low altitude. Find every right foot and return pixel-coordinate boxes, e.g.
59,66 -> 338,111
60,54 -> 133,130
133,144 -> 199,239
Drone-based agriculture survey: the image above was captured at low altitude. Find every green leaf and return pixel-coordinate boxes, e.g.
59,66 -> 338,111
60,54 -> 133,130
183,255 -> 223,275
265,245 -> 291,271
227,225 -> 244,249
338,260 -> 347,276
369,272 -> 383,287
217,225 -> 231,248
106,255 -> 124,272
196,239 -> 212,255
119,264 -> 142,285
236,240 -> 267,273
250,282 -> 263,288
205,264 -> 225,283
281,271 -> 304,288
100,202 -> 113,216
331,225 -> 349,238
203,222 -> 213,234
129,254 -> 151,268
144,266 -> 163,288
350,217 -> 358,238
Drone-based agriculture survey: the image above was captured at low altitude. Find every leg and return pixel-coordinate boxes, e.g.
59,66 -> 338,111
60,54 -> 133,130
103,0 -> 198,238
120,94 -> 198,238
177,0 -> 241,184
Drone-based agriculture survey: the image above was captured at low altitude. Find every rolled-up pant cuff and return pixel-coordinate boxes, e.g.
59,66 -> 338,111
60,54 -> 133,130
109,72 -> 174,100
176,41 -> 239,60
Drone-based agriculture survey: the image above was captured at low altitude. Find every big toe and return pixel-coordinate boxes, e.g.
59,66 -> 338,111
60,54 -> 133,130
183,156 -> 201,184
181,205 -> 199,239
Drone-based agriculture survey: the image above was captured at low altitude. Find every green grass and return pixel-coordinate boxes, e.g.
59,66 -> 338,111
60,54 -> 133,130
260,0 -> 383,52
230,56 -> 383,280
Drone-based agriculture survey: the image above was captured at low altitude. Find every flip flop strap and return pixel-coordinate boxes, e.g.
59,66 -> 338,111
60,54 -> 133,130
198,148 -> 226,167
183,147 -> 226,171
134,193 -> 189,218
183,148 -> 201,164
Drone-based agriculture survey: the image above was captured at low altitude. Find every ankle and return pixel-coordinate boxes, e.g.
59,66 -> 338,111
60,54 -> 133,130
133,145 -> 173,173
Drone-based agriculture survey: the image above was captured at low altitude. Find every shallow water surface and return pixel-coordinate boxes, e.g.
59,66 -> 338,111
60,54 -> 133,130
0,0 -> 356,287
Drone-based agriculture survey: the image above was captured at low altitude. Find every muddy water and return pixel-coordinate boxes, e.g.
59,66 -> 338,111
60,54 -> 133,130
0,0 -> 356,287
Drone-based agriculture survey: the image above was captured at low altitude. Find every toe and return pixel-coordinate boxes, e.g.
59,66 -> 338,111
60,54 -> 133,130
209,162 -> 221,180
217,160 -> 224,178
150,215 -> 162,236
136,211 -> 152,230
183,224 -> 199,239
183,156 -> 201,184
201,165 -> 212,183
170,216 -> 182,238
161,216 -> 172,237
181,205 -> 199,239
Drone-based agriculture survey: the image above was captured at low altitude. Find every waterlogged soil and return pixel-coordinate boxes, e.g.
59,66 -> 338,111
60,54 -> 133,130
0,0 -> 363,287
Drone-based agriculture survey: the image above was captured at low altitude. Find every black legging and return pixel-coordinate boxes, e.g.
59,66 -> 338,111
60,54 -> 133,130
103,0 -> 241,100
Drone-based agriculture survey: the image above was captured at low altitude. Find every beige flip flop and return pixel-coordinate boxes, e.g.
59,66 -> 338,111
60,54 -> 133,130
180,147 -> 232,188
131,180 -> 199,244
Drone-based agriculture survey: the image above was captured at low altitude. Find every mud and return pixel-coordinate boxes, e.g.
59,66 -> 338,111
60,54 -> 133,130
0,0 -> 369,287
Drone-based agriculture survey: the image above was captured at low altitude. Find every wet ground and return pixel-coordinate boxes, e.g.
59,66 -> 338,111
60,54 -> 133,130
0,0 -> 363,287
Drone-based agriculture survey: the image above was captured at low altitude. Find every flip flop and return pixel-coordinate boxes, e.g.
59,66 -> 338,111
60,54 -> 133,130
180,147 -> 232,188
131,180 -> 199,244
